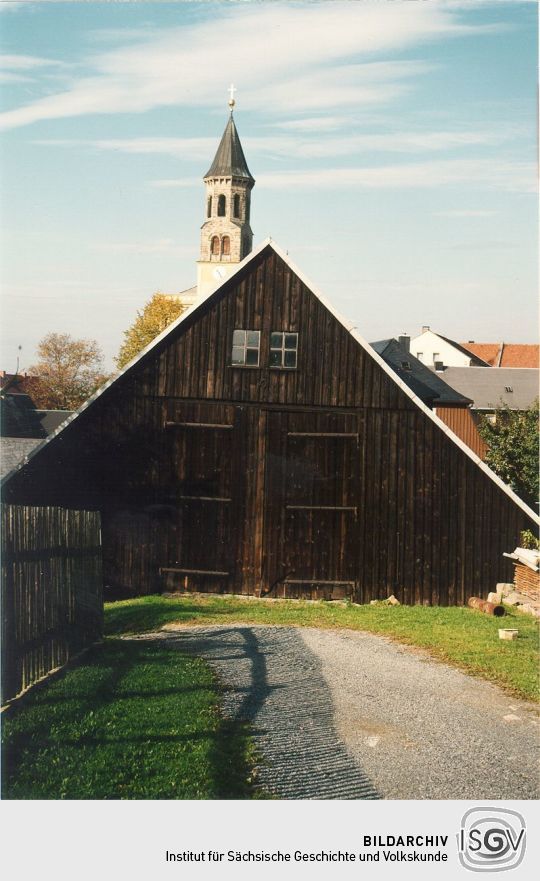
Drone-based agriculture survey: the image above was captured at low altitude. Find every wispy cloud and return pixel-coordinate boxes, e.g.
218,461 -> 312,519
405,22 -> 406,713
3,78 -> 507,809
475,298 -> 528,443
0,2 -> 492,131
434,209 -> 496,217
36,126 -> 520,162
90,238 -> 193,256
151,158 -> 535,194
0,53 -> 65,70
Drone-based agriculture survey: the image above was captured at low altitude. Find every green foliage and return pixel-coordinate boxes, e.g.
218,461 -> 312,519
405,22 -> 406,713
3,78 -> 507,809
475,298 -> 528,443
520,529 -> 540,551
26,332 -> 108,410
2,640 -> 257,799
478,401 -> 539,508
115,292 -> 186,369
105,595 -> 540,701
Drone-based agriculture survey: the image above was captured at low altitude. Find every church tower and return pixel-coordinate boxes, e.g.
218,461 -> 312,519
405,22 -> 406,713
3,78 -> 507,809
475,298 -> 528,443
197,88 -> 255,296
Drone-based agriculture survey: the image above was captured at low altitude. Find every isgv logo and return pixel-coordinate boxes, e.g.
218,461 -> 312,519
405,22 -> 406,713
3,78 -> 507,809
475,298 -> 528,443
458,807 -> 526,872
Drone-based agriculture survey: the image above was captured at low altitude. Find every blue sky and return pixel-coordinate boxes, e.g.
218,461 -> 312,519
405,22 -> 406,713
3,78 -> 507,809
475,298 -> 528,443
0,0 -> 537,371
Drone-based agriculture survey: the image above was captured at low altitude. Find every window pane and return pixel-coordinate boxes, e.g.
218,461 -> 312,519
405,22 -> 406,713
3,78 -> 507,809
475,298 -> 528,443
270,332 -> 283,348
269,350 -> 282,367
232,346 -> 245,365
246,348 -> 259,366
246,330 -> 260,347
284,350 -> 297,368
285,333 -> 297,350
232,329 -> 245,346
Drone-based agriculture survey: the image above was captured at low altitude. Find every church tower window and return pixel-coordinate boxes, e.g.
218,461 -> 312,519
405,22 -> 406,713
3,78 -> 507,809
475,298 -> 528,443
207,197 -> 212,218
221,236 -> 230,256
211,236 -> 220,256
217,194 -> 226,216
233,194 -> 240,218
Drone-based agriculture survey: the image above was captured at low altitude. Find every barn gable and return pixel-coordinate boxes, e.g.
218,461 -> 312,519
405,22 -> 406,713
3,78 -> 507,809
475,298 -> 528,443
3,240 -> 537,604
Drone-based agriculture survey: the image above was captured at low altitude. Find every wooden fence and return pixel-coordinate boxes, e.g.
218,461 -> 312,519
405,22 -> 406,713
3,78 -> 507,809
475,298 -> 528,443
1,505 -> 103,703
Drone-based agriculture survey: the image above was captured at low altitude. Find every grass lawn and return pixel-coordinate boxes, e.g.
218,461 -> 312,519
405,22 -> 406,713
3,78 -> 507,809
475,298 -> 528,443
105,594 -> 540,702
2,639 -> 256,800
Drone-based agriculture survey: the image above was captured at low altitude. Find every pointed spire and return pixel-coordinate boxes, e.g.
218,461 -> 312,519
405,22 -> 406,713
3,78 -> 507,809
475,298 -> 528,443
204,115 -> 254,184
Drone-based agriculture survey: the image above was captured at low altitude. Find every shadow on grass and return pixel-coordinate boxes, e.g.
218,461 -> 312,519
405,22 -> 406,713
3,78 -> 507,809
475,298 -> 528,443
104,599 -> 240,636
1,639 -> 255,800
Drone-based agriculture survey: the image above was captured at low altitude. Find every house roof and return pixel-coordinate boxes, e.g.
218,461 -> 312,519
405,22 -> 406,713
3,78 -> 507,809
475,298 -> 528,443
460,342 -> 539,369
0,395 -> 47,439
204,114 -> 254,183
371,339 -> 472,407
2,239 -> 537,523
433,334 -> 491,366
0,437 -> 42,478
439,367 -> 539,411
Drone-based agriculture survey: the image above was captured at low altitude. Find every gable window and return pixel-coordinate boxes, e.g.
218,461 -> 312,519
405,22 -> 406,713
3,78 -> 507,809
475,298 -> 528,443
217,194 -> 226,216
221,235 -> 230,256
231,329 -> 260,366
207,196 -> 212,218
270,332 -> 298,368
211,235 -> 220,256
233,194 -> 240,218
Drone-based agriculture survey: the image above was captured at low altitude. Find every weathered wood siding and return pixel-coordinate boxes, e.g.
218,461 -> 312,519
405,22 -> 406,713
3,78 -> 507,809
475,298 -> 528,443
1,505 -> 102,703
2,246 -> 536,605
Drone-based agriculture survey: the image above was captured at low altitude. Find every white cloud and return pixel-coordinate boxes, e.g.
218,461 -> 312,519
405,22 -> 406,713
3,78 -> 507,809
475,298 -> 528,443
254,159 -> 535,193
434,209 -> 496,217
272,116 -> 351,133
149,156 -> 534,194
0,53 -> 64,70
90,238 -> 193,256
36,126 -> 519,162
0,2 -> 490,131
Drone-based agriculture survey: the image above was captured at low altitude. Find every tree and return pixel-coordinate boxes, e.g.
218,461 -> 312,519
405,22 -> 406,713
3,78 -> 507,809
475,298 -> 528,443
26,332 -> 108,411
115,292 -> 186,369
478,401 -> 539,509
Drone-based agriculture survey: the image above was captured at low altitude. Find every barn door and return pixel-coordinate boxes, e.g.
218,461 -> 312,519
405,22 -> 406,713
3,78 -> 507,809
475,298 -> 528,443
264,411 -> 360,599
160,403 -> 240,593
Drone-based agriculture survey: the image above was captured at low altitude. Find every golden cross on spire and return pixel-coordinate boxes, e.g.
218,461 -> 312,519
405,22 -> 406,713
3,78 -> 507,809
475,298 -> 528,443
228,83 -> 237,111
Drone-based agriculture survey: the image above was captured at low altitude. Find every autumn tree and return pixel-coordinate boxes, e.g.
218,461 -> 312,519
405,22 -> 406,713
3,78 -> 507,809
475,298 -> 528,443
26,333 -> 108,410
478,401 -> 539,509
115,292 -> 186,369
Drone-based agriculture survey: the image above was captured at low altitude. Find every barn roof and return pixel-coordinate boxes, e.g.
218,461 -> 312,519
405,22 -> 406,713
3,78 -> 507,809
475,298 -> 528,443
2,239 -> 537,523
204,114 -> 254,183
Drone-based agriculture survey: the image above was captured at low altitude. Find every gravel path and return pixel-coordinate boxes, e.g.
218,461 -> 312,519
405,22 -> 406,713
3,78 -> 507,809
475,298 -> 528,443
135,625 -> 539,800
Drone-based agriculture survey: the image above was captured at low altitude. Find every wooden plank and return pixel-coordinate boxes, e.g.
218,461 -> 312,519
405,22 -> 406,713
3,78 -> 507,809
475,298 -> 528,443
159,567 -> 229,576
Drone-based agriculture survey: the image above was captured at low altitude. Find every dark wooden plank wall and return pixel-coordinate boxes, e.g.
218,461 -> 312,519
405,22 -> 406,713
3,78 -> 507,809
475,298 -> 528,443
1,505 -> 102,703
2,247 -> 536,605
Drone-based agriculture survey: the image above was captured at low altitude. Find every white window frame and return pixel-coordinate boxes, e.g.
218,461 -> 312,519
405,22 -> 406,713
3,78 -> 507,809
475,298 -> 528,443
231,329 -> 260,367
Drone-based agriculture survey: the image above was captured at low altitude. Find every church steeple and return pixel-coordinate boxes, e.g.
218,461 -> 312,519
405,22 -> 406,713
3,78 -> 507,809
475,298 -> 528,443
197,88 -> 255,296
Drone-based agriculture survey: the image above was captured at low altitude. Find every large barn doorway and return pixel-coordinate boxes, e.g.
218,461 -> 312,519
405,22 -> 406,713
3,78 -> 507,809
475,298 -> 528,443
160,402 -> 241,593
263,411 -> 361,599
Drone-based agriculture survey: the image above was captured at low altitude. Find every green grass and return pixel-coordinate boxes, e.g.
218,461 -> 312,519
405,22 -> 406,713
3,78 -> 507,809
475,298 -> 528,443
2,640 -> 257,800
105,594 -> 540,702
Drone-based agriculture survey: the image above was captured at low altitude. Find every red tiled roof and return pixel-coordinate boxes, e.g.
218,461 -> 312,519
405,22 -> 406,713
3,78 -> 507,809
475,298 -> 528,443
461,343 -> 539,368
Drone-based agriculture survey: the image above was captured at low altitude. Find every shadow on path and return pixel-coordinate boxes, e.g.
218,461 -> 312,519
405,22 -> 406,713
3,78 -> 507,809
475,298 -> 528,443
159,625 -> 379,800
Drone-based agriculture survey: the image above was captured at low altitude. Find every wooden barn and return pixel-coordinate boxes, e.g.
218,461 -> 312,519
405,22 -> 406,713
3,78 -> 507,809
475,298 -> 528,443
2,238 -> 538,605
